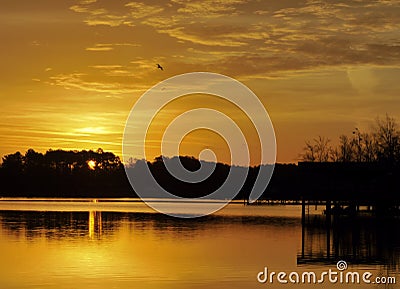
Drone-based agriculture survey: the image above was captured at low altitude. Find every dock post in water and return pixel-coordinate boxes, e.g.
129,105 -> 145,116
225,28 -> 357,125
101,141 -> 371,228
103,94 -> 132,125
325,200 -> 331,259
301,198 -> 305,258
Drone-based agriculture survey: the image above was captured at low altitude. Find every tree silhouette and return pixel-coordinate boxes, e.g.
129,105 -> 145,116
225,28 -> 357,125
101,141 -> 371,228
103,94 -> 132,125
1,151 -> 24,193
300,136 -> 331,162
374,114 -> 400,165
0,148 -> 132,197
301,114 -> 400,165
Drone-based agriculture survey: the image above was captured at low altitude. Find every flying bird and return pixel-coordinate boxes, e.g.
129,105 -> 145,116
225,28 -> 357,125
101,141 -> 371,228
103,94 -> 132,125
157,64 -> 163,71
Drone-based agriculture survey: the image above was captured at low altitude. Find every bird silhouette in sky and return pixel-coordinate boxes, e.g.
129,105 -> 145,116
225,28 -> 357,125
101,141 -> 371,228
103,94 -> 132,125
157,64 -> 163,71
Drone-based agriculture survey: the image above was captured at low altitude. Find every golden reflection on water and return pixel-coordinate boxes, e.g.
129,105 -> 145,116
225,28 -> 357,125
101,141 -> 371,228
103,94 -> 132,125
88,211 -> 102,239
0,202 -> 398,289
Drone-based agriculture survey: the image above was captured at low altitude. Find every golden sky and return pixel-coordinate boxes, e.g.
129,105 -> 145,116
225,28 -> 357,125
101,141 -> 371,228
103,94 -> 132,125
1,0 -> 400,164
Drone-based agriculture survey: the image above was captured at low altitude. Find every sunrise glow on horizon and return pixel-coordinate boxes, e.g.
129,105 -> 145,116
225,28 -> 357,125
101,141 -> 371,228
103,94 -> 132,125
1,0 -> 400,165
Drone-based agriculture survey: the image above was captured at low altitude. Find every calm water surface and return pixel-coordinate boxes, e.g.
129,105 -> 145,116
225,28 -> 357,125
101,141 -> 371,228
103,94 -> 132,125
0,199 -> 399,289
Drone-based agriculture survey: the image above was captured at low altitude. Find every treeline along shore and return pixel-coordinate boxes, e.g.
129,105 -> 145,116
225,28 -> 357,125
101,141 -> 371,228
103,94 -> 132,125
0,148 -> 399,203
1,114 -> 399,201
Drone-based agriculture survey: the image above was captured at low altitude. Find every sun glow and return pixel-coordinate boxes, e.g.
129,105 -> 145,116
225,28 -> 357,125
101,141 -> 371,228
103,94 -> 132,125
87,160 -> 96,170
77,127 -> 107,135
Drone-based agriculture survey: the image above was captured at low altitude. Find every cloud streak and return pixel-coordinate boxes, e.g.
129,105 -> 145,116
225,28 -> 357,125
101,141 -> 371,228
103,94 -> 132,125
85,43 -> 140,51
68,0 -> 400,78
48,73 -> 144,95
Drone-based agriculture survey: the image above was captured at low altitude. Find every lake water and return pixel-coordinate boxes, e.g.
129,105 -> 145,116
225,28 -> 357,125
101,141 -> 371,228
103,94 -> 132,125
0,199 -> 399,289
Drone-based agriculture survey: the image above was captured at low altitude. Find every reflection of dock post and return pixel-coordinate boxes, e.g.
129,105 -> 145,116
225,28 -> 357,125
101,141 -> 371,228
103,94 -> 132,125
301,198 -> 305,258
89,211 -> 102,239
326,200 -> 331,259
